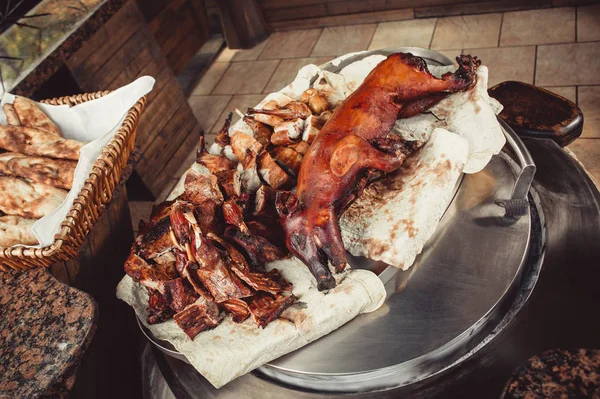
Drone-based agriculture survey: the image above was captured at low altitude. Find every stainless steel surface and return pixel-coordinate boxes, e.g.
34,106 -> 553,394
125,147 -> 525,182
142,342 -> 178,399
319,47 -> 453,71
140,148 -> 534,392
137,316 -> 190,365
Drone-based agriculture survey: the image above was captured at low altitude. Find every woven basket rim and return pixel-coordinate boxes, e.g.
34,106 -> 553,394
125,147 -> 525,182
0,90 -> 145,264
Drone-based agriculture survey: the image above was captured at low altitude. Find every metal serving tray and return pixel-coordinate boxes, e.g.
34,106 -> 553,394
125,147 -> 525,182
139,48 -> 540,394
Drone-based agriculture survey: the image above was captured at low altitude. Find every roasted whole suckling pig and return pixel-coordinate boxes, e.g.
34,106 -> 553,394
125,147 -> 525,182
276,53 -> 481,290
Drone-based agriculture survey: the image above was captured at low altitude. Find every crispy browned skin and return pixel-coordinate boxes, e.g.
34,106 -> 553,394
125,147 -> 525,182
277,53 -> 480,290
247,291 -> 297,328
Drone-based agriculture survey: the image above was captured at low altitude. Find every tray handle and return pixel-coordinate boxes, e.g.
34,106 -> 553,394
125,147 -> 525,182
495,117 -> 537,219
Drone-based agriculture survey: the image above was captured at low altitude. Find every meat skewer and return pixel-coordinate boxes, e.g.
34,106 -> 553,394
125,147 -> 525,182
276,53 -> 481,290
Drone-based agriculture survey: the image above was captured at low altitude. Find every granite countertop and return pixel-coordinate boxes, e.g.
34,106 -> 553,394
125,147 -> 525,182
502,349 -> 600,398
0,0 -> 127,97
0,267 -> 97,398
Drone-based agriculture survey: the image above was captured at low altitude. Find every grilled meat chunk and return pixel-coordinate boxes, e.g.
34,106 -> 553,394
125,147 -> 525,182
173,297 -> 222,339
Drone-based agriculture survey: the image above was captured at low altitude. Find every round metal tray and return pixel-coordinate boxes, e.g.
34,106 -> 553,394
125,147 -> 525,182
138,48 -> 539,393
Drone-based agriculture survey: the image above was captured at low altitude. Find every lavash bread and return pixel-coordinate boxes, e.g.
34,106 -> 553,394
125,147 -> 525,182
6,155 -> 76,190
0,125 -> 83,160
394,66 -> 505,174
0,96 -> 84,247
2,104 -> 20,126
0,152 -> 24,175
0,216 -> 37,246
0,176 -> 67,219
340,128 -> 469,269
12,96 -> 61,136
117,257 -> 386,388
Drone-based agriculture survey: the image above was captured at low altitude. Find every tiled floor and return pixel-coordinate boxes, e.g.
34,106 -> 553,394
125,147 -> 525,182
130,5 -> 600,232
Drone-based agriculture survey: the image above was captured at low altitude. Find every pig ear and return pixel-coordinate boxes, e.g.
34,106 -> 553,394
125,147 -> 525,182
275,190 -> 298,218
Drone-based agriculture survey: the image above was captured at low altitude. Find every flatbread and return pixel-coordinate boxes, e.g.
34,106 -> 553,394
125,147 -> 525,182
12,96 -> 61,136
340,128 -> 469,269
0,125 -> 83,160
0,152 -> 25,175
2,104 -> 21,126
394,66 -> 505,174
0,177 -> 67,218
0,215 -> 37,246
7,155 -> 76,190
117,257 -> 385,388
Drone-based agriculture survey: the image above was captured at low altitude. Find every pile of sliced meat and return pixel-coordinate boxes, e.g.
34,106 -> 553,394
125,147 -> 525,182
124,167 -> 296,339
124,87 -> 335,339
206,88 -> 332,193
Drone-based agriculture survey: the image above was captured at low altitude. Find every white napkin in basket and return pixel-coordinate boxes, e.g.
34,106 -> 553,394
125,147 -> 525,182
0,76 -> 155,247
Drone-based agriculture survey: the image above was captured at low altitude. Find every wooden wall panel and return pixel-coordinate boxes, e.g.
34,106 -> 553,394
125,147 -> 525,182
59,187 -> 142,398
151,124 -> 200,192
263,3 -> 328,22
141,0 -> 210,75
138,111 -> 201,194
136,82 -> 187,151
259,0 -> 565,30
414,0 -> 552,17
65,0 -> 201,198
66,1 -> 145,85
80,28 -> 152,91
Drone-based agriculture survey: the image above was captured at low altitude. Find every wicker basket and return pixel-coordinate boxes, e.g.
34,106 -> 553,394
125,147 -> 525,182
0,91 -> 146,271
